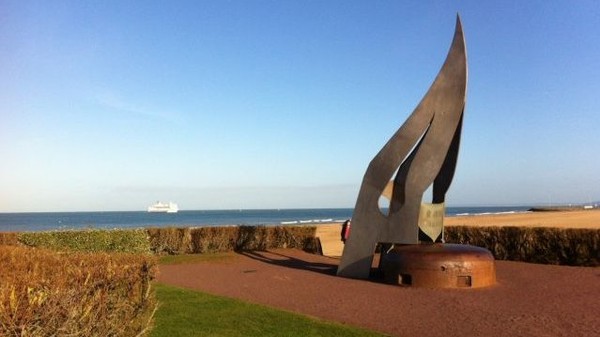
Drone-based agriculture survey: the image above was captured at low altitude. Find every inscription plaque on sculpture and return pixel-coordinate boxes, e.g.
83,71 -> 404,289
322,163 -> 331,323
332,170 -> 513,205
418,203 -> 444,242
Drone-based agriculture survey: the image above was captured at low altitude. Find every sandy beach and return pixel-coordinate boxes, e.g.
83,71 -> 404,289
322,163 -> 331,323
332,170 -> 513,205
445,209 -> 600,229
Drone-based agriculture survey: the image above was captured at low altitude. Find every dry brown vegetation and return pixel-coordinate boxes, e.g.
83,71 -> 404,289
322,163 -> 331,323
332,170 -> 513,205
0,232 -> 18,246
0,245 -> 157,336
147,225 -> 318,255
445,226 -> 599,266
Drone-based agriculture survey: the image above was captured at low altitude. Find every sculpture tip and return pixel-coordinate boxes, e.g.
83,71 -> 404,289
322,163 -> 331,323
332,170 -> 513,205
455,13 -> 463,31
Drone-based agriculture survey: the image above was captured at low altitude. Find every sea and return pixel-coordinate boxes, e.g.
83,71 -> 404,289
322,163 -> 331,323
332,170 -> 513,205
0,206 -> 533,232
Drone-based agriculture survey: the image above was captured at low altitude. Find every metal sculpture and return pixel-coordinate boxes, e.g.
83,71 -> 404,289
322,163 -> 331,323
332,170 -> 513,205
338,16 -> 468,279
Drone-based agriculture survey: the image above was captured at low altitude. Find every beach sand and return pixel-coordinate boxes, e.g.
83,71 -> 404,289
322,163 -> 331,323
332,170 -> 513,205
445,209 -> 600,229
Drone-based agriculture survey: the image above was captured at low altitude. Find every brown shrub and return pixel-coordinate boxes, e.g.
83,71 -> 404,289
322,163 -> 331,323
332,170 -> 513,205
190,226 -> 239,253
268,226 -> 319,252
0,232 -> 18,246
0,246 -> 157,336
445,226 -> 599,266
146,227 -> 192,255
148,225 -> 320,254
237,226 -> 269,250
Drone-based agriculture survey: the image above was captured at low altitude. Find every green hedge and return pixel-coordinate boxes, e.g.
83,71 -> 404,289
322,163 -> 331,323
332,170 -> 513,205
17,229 -> 151,254
445,226 -> 599,266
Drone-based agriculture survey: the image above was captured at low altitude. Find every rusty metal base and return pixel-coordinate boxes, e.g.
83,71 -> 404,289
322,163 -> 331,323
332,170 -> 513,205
381,243 -> 496,288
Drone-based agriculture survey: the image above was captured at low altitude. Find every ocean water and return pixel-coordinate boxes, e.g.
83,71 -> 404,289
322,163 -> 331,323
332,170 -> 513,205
0,206 -> 532,232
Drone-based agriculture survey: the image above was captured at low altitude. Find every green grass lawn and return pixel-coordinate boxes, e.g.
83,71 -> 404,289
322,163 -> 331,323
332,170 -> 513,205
151,283 -> 387,337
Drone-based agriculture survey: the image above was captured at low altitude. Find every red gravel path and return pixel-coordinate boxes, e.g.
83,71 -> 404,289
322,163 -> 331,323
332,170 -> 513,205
157,249 -> 599,337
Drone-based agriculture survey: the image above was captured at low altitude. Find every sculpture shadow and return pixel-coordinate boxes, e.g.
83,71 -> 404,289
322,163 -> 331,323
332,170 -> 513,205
237,250 -> 338,276
237,250 -> 386,281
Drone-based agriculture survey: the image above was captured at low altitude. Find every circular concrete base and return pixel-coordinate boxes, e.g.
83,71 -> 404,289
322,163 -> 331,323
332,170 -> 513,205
381,243 -> 496,288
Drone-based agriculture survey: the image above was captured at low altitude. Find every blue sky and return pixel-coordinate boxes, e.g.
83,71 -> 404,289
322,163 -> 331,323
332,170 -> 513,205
1,1 -> 599,212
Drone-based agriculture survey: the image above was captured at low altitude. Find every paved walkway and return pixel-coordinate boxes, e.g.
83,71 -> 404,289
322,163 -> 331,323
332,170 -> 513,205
157,249 -> 600,337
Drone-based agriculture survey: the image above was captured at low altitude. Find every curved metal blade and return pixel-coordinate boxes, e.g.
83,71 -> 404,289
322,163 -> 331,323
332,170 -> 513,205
338,15 -> 468,278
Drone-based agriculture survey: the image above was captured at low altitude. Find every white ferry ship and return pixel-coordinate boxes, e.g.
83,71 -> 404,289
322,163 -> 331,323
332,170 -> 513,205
147,201 -> 179,213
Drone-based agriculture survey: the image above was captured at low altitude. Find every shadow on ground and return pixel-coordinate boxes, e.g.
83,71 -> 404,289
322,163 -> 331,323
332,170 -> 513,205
237,250 -> 339,276
237,250 -> 386,281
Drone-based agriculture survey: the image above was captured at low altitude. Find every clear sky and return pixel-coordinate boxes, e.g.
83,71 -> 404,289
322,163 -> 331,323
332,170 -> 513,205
1,1 -> 599,212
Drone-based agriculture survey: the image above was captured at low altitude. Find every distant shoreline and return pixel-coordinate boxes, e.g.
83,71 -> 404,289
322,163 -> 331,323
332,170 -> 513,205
528,206 -> 598,212
445,209 -> 600,229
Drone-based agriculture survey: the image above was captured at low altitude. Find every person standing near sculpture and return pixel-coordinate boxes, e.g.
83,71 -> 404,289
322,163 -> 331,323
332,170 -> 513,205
340,219 -> 351,243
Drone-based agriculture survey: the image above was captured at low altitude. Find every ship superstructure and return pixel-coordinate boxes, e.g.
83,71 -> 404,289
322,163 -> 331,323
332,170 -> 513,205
147,201 -> 178,213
